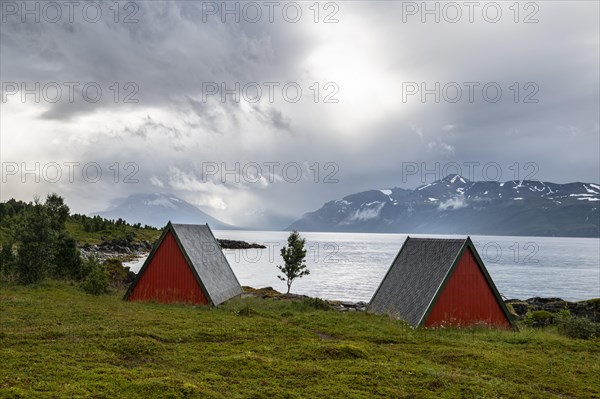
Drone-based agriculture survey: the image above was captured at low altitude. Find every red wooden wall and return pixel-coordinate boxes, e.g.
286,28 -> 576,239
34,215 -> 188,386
128,230 -> 209,305
424,248 -> 511,329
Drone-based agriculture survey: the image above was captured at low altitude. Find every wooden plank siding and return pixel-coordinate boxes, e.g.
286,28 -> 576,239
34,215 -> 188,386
424,247 -> 511,329
128,230 -> 209,305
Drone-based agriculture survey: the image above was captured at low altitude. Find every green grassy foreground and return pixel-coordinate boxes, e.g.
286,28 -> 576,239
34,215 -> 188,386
1,283 -> 598,399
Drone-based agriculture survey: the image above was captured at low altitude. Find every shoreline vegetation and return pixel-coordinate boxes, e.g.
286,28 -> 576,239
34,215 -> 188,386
1,281 -> 599,398
77,237 -> 266,263
1,196 -> 597,312
81,241 -> 600,311
56,202 -> 599,310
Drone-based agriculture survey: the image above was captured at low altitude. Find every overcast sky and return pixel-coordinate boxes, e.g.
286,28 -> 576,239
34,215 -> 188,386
1,1 -> 599,229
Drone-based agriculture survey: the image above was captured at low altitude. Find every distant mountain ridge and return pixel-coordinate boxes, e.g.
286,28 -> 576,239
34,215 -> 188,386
287,175 -> 600,237
94,193 -> 235,230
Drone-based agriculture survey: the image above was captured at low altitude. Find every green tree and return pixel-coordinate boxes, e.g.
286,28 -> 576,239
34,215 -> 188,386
277,231 -> 309,294
0,241 -> 16,280
44,194 -> 83,281
14,198 -> 53,284
52,231 -> 83,280
10,194 -> 83,283
45,193 -> 70,230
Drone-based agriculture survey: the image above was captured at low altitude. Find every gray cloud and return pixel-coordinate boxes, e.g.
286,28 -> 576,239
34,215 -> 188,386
1,1 -> 598,229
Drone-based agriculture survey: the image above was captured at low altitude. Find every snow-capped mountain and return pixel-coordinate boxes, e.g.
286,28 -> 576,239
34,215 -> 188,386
287,175 -> 600,237
94,193 -> 235,230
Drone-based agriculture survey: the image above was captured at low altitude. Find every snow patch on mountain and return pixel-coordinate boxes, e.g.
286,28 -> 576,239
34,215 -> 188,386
450,175 -> 467,184
584,184 -> 600,194
286,177 -> 600,237
438,197 -> 467,211
343,202 -> 386,223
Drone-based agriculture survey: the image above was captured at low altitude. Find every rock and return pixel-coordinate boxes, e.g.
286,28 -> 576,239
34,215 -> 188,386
505,298 -> 600,323
217,239 -> 266,249
526,298 -> 570,313
509,302 -> 529,317
526,297 -> 565,305
242,286 -> 284,299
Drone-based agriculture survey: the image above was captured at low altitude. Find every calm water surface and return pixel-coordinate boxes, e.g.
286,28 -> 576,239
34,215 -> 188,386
126,231 -> 600,302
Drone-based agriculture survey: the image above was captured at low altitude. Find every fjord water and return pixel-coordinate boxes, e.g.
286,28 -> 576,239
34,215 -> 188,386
127,231 -> 600,302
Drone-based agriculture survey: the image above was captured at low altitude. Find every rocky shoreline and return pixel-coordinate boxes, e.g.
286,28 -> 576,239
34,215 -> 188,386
506,297 -> 600,323
242,286 -> 368,311
76,238 -> 599,324
243,287 -> 600,322
79,238 -> 152,262
79,237 -> 266,262
216,239 -> 266,249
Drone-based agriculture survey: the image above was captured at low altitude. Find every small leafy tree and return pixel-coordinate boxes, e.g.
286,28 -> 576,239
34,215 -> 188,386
12,194 -> 85,283
81,256 -> 109,295
277,231 -> 309,294
45,193 -> 70,231
52,231 -> 83,280
14,197 -> 53,284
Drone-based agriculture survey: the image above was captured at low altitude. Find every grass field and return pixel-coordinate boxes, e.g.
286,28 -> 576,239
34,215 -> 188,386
0,282 -> 598,399
0,219 -> 161,249
64,222 -> 161,246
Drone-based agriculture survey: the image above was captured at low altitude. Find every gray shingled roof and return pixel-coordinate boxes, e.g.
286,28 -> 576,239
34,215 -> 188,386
368,237 -> 467,327
170,223 -> 243,305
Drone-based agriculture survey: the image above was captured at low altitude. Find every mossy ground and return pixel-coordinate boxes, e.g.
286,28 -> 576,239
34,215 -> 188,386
1,282 -> 598,398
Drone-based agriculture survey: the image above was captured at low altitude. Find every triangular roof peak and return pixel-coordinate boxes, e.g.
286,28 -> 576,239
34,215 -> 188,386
369,236 -> 515,329
124,221 -> 242,305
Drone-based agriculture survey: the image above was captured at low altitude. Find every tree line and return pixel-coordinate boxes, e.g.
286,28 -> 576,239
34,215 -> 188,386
0,194 -> 84,283
1,194 -> 312,296
0,195 -> 145,290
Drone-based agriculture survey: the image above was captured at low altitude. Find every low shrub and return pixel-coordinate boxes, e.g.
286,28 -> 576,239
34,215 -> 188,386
81,257 -> 109,295
556,316 -> 600,340
301,297 -> 331,311
524,310 -> 554,327
103,258 -> 135,289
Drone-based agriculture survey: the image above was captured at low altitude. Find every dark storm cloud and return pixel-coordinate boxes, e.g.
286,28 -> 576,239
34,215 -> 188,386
1,1 -> 598,229
267,109 -> 292,131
